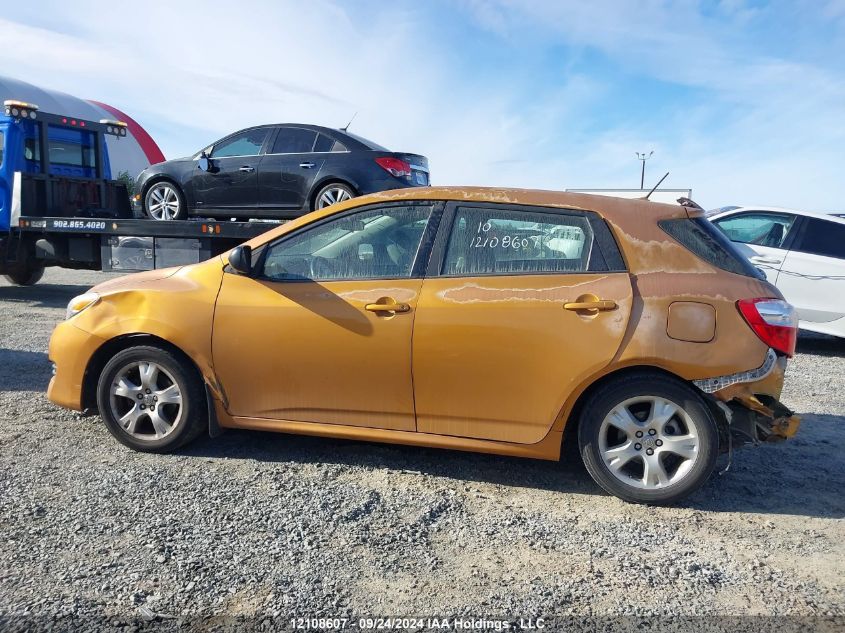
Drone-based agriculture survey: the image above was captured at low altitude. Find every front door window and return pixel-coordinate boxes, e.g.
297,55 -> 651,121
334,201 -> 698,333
260,204 -> 435,281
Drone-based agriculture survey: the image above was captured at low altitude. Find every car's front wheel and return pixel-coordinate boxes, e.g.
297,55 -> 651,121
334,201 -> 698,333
578,373 -> 719,505
96,345 -> 206,453
144,181 -> 187,220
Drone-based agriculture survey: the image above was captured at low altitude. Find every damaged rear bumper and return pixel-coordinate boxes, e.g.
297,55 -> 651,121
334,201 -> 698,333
722,395 -> 801,443
694,348 -> 801,444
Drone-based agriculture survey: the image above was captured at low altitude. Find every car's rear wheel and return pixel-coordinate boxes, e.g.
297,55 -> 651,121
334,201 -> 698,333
314,182 -> 355,210
96,346 -> 205,453
578,373 -> 718,505
145,181 -> 187,220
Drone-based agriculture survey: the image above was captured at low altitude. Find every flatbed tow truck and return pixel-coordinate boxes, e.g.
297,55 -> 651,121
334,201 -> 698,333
0,100 -> 274,285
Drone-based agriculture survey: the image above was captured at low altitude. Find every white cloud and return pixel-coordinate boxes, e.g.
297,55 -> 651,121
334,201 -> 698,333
1,0 -> 843,210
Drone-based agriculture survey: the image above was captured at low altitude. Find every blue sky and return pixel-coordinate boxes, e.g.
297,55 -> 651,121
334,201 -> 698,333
1,0 -> 843,209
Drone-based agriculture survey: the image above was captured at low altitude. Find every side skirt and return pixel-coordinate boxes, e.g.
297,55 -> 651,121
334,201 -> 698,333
222,415 -> 563,461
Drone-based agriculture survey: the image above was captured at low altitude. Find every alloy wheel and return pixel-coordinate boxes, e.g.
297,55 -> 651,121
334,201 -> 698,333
317,186 -> 352,209
108,361 -> 183,441
147,184 -> 180,220
598,395 -> 700,490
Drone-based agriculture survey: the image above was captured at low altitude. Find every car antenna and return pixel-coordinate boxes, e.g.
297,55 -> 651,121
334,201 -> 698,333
643,171 -> 669,200
340,112 -> 357,132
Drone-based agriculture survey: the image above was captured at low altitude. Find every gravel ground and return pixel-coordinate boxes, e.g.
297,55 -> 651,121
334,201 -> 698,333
0,268 -> 843,631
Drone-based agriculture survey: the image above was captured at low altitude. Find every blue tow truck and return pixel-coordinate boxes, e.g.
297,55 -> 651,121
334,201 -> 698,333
0,99 -> 271,285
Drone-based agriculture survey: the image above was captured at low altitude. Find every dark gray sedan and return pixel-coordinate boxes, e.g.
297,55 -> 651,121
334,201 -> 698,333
134,124 -> 429,220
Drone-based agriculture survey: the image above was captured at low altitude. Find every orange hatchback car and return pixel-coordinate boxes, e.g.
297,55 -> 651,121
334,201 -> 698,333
48,188 -> 800,504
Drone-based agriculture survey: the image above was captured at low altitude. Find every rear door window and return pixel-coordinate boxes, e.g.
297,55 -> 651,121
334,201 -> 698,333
441,206 -> 613,276
271,128 -> 318,154
712,212 -> 796,249
792,218 -> 845,259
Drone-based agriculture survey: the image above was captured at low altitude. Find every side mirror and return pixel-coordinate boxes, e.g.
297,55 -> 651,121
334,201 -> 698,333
198,152 -> 211,172
228,245 -> 253,275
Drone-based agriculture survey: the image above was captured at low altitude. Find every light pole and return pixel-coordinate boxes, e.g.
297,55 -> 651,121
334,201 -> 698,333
636,151 -> 653,189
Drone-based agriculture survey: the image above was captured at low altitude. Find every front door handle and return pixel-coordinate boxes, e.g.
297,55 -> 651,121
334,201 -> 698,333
364,298 -> 411,314
239,166 -> 255,173
564,299 -> 617,311
299,162 -> 316,169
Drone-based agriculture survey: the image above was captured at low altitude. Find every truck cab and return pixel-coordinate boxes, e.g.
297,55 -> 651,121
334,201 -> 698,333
0,100 -> 134,283
0,100 -> 128,229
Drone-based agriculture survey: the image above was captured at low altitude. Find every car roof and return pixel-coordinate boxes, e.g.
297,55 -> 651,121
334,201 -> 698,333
241,123 -> 374,149
361,186 -> 691,219
243,186 -> 694,251
709,205 -> 845,226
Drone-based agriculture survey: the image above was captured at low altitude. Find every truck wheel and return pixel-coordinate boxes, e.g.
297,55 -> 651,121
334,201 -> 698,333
3,263 -> 45,286
145,182 -> 187,221
313,182 -> 356,210
97,345 -> 206,453
578,373 -> 718,505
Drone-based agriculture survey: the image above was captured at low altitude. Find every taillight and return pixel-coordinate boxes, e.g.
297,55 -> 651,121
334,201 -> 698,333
375,157 -> 411,178
737,298 -> 798,357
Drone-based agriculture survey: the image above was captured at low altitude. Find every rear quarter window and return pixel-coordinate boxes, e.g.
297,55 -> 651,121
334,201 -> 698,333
659,217 -> 765,279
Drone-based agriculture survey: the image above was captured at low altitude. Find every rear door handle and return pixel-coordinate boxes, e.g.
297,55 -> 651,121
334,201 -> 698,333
750,255 -> 782,265
299,162 -> 316,169
238,166 -> 255,173
564,299 -> 617,311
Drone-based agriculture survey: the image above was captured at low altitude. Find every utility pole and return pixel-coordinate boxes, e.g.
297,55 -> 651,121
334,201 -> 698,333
636,151 -> 654,189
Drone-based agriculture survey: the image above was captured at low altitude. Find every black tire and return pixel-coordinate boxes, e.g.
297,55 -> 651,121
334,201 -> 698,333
578,372 -> 719,505
3,262 -> 45,286
312,182 -> 356,211
96,345 -> 206,453
144,180 -> 187,221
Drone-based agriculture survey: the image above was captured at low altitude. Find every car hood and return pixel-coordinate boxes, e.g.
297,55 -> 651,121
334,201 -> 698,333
90,266 -> 183,295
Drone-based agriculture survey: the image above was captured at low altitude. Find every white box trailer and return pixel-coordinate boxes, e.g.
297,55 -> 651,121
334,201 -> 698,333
566,188 -> 692,205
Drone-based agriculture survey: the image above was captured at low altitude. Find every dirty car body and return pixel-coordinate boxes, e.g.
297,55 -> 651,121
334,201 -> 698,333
47,187 -> 800,505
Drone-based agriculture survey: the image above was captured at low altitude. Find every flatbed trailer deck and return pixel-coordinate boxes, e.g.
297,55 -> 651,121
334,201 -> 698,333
13,215 -> 278,273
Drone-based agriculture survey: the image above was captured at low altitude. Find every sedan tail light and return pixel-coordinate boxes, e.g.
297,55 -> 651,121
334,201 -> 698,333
737,298 -> 798,357
375,157 -> 412,178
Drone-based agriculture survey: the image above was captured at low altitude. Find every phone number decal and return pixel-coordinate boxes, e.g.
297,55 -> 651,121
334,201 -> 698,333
50,219 -> 108,230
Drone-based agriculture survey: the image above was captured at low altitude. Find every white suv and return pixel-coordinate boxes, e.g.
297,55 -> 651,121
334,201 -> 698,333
708,206 -> 845,339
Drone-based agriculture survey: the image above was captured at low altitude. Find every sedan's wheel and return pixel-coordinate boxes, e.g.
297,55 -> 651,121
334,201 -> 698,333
145,182 -> 186,220
314,182 -> 355,210
97,346 -> 205,453
578,374 -> 718,505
